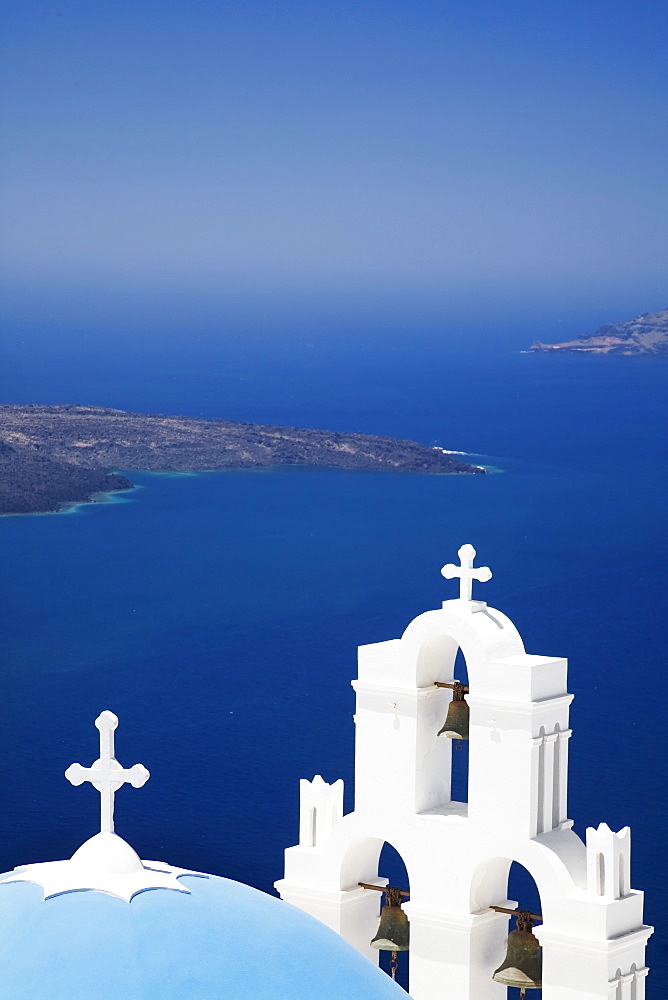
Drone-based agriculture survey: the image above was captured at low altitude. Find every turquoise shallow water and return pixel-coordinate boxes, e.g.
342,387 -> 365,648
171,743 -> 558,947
1,344 -> 666,992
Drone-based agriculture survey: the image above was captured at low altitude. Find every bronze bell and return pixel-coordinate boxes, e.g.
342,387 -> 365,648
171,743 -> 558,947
437,682 -> 469,740
370,887 -> 410,952
492,911 -> 542,995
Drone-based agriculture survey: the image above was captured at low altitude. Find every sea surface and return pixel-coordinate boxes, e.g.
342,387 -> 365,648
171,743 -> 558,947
1,338 -> 666,993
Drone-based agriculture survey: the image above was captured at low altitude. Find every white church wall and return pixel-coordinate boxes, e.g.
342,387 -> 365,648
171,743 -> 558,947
276,548 -> 653,1000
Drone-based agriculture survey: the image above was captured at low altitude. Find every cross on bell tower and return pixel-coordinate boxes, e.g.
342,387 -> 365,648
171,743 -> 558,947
441,543 -> 492,601
65,710 -> 150,834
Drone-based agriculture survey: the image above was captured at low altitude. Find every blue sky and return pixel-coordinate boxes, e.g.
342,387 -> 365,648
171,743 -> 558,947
2,1 -> 667,334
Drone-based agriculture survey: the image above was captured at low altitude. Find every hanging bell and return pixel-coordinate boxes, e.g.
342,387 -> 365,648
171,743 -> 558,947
492,911 -> 542,993
370,887 -> 410,952
437,682 -> 469,740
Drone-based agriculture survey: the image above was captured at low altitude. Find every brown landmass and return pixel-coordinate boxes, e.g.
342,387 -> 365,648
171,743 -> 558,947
0,404 -> 483,515
529,307 -> 668,355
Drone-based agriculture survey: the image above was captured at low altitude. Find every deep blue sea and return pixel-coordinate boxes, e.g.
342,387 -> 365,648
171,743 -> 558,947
1,336 -> 666,992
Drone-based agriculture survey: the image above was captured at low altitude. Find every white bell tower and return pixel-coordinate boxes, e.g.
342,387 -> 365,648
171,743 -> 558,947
275,545 -> 652,999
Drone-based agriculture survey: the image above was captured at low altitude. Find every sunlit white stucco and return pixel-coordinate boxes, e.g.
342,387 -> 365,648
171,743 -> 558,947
276,545 -> 652,1000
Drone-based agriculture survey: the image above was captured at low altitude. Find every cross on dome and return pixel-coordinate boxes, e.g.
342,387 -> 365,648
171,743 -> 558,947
65,711 -> 150,835
1,711 -> 198,899
441,543 -> 492,601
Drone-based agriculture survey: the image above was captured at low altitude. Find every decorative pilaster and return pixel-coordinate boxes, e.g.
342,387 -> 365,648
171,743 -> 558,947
541,731 -> 558,833
530,732 -> 543,838
608,965 -> 648,1000
619,971 -> 635,999
532,725 -> 573,835
634,964 -> 649,999
556,726 -> 572,827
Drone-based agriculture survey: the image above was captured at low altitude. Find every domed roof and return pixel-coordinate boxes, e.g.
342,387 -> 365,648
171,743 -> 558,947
0,711 -> 404,998
0,866 -> 404,999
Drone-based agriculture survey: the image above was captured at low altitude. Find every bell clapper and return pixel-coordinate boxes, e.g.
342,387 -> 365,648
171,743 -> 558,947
390,951 -> 398,980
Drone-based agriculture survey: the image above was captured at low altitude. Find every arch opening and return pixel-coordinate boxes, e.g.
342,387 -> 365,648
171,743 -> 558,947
376,842 -> 411,992
470,857 -> 544,1000
419,639 -> 471,808
503,862 -> 543,1000
448,649 -> 470,805
340,836 -> 412,993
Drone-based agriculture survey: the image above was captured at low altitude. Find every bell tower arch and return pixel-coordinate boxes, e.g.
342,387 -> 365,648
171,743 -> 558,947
276,546 -> 652,999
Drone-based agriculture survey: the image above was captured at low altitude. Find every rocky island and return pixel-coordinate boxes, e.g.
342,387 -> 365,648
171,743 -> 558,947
0,405 -> 483,515
529,307 -> 668,355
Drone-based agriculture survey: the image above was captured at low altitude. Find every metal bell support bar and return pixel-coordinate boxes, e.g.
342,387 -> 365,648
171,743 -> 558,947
359,883 -> 410,897
490,906 -> 543,998
359,883 -> 410,980
435,680 -> 470,743
489,905 -> 542,921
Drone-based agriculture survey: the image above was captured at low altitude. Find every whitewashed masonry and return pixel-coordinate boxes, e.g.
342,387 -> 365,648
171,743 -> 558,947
276,545 -> 652,999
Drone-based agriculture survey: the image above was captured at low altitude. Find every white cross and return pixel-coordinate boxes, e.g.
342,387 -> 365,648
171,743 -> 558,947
65,711 -> 150,835
441,543 -> 492,601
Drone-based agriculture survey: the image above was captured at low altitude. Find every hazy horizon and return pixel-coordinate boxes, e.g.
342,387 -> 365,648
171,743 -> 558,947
2,1 -> 667,343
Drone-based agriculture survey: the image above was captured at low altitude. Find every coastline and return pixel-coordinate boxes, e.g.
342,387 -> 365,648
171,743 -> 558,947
0,456 -> 501,518
0,482 -> 138,519
0,403 -> 485,516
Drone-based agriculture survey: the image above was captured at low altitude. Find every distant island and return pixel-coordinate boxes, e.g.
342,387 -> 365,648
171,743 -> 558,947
0,405 -> 484,515
529,307 -> 668,355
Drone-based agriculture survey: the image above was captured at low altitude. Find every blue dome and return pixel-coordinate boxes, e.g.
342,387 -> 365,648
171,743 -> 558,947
0,870 -> 404,1000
